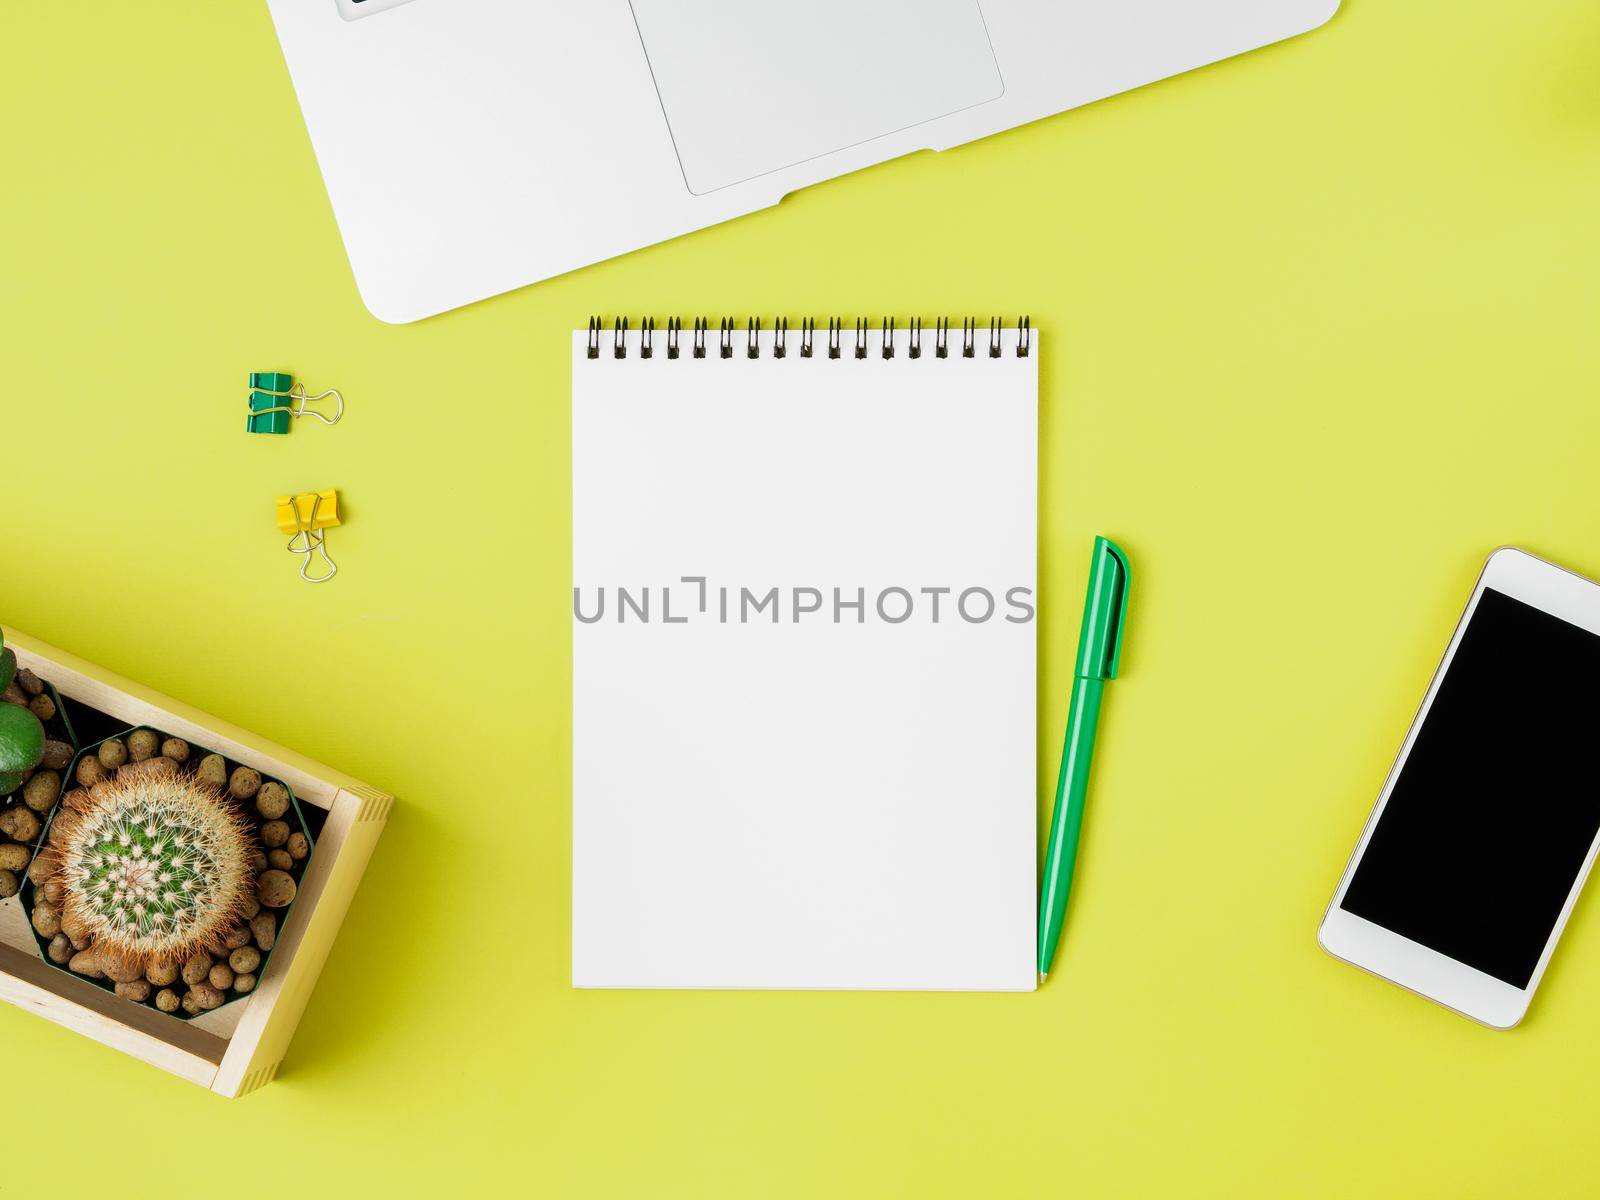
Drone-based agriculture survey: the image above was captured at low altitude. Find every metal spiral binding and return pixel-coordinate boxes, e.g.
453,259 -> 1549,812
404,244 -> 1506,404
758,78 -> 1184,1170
587,317 -> 1031,359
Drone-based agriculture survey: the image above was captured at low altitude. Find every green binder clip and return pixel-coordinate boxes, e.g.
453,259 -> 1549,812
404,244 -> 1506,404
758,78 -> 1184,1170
247,371 -> 345,435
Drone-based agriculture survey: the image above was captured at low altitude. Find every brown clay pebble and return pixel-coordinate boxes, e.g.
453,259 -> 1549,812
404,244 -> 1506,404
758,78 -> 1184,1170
68,933 -> 89,951
190,982 -> 224,1011
103,957 -> 145,984
126,729 -> 160,762
114,980 -> 152,1003
0,807 -> 39,844
181,955 -> 213,986
251,911 -> 276,951
0,870 -> 17,900
233,973 -> 257,994
159,737 -> 190,763
14,668 -> 43,697
0,684 -> 26,707
96,740 -> 128,770
220,925 -> 250,952
261,819 -> 289,848
27,854 -> 51,885
47,933 -> 71,964
286,832 -> 309,860
59,908 -> 88,943
255,781 -> 290,820
47,811 -> 80,846
155,988 -> 180,1013
248,849 -> 268,872
68,949 -> 104,978
61,788 -> 92,813
0,843 -> 29,872
41,876 -> 66,907
229,767 -> 262,801
27,694 -> 55,723
75,756 -> 108,787
229,946 -> 261,974
117,757 -> 177,784
180,991 -> 201,1016
240,895 -> 261,920
146,960 -> 178,986
22,769 -> 60,813
196,754 -> 228,788
267,849 -> 293,871
256,869 -> 296,908
39,740 -> 72,770
208,963 -> 235,990
9,807 -> 40,842
30,902 -> 60,938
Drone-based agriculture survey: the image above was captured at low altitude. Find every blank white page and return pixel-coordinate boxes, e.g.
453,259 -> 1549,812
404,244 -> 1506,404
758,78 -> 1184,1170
572,324 -> 1037,990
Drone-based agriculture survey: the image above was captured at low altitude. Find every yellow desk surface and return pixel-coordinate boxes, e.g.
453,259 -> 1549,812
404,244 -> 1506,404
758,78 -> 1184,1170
5,1 -> 1599,1194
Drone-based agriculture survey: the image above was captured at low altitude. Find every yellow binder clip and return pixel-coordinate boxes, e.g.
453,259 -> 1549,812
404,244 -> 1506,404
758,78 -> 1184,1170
275,489 -> 341,584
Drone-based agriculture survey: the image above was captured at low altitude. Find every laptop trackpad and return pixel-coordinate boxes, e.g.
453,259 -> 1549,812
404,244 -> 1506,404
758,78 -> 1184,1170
630,0 -> 1004,196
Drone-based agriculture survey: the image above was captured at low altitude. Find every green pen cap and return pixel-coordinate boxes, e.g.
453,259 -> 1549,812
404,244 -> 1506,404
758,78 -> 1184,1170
1073,537 -> 1131,680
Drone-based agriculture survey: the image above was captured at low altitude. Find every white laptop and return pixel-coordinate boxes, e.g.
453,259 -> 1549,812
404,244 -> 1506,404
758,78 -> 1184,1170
267,0 -> 1339,323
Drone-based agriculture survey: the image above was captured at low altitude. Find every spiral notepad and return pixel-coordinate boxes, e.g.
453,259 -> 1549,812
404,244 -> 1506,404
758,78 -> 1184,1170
572,317 -> 1038,990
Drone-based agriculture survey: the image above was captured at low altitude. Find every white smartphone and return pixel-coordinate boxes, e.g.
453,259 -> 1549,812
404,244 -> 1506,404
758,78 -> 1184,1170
1319,547 -> 1600,1028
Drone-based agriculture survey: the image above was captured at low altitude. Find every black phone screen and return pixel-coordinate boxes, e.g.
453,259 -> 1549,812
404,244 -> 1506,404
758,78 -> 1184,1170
1340,587 -> 1600,988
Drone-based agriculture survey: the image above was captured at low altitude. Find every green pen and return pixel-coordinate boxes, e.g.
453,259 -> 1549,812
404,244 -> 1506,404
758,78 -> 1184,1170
1038,536 -> 1131,980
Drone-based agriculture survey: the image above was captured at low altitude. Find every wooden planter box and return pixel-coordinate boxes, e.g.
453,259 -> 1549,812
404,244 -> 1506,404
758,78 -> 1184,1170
0,627 -> 391,1098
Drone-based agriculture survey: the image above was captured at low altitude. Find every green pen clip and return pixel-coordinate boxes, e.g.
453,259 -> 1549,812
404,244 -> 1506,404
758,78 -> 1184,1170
1074,537 -> 1130,681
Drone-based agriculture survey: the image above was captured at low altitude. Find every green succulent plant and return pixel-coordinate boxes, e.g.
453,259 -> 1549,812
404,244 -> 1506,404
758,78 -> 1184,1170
40,771 -> 257,978
0,631 -> 45,795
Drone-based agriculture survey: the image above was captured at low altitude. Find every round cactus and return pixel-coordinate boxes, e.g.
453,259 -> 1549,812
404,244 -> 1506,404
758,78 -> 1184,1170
41,772 -> 257,977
